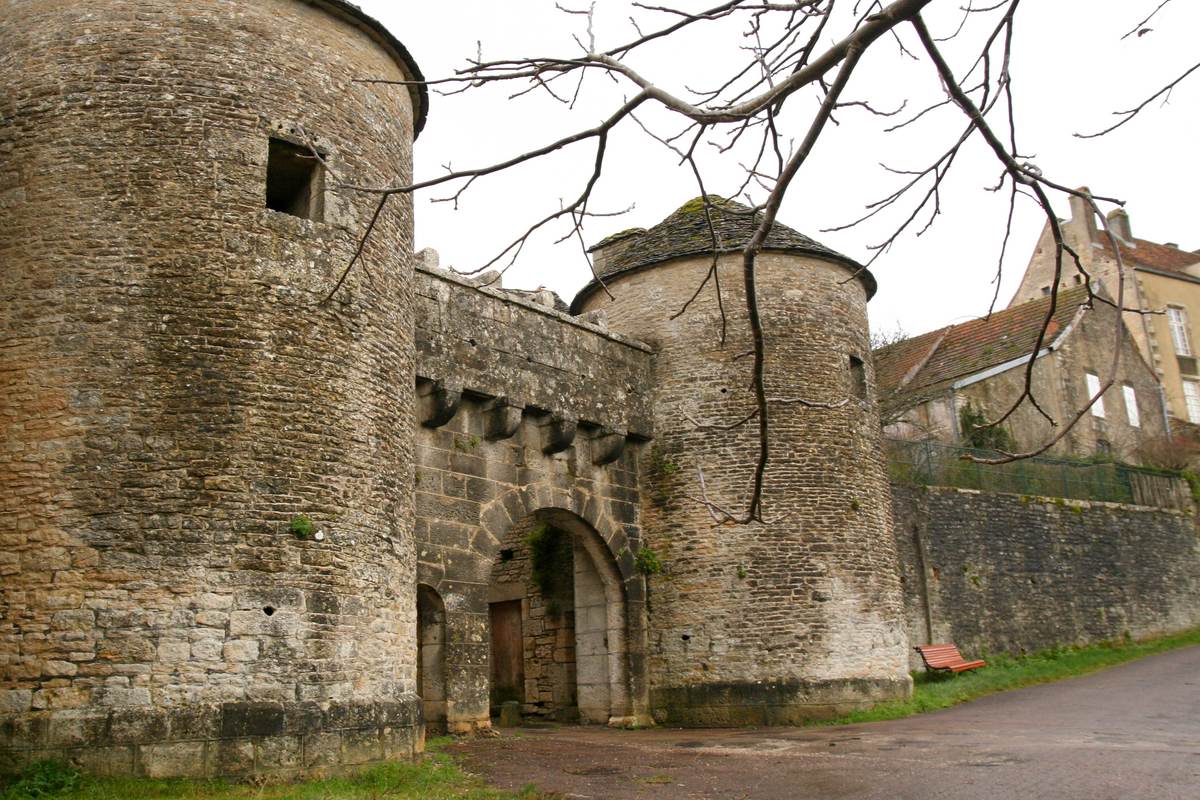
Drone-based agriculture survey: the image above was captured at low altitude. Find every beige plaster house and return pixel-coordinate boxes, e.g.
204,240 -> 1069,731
1011,193 -> 1200,426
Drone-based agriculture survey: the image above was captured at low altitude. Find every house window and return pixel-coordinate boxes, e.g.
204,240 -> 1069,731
266,137 -> 325,221
1122,384 -> 1140,428
1085,372 -> 1105,418
1167,306 -> 1192,356
1184,381 -> 1200,424
848,355 -> 867,400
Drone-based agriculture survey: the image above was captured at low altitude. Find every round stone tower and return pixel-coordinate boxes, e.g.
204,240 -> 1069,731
1,0 -> 426,778
572,197 -> 911,724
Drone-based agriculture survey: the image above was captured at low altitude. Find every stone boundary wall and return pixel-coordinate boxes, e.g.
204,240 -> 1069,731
893,484 -> 1200,667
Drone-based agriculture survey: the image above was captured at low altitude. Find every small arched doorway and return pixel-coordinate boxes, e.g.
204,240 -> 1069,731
416,584 -> 448,733
486,508 -> 631,724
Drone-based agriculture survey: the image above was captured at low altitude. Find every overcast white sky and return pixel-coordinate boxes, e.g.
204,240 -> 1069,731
357,1 -> 1198,339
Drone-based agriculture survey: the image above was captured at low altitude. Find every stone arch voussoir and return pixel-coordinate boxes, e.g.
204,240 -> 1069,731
480,483 -> 636,580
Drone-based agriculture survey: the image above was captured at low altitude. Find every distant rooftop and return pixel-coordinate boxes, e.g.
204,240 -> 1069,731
876,284 -> 1095,409
1098,236 -> 1200,275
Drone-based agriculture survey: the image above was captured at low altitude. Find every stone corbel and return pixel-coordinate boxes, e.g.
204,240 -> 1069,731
484,398 -> 524,441
541,416 -> 577,455
590,427 -> 627,466
417,379 -> 462,429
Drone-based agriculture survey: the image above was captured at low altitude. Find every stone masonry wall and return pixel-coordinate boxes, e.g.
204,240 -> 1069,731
415,266 -> 653,439
1,0 -> 422,778
412,270 -> 656,731
893,484 -> 1200,668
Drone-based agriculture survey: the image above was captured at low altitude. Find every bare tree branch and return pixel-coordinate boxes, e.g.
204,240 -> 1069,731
1076,60 -> 1200,139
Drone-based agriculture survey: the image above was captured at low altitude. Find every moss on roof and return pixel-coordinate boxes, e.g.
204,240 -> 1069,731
571,196 -> 873,312
591,227 -> 647,250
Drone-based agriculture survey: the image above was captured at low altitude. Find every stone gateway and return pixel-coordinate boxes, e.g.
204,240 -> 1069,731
4,0 -> 1197,783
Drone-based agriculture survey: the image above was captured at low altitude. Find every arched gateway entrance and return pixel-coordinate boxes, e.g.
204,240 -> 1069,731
416,496 -> 649,733
487,509 -> 631,723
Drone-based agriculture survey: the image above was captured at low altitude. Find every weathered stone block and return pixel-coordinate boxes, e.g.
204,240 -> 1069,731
302,732 -> 343,769
139,741 -> 207,779
341,730 -> 384,765
0,690 -> 33,714
221,703 -> 285,739
110,709 -> 169,745
255,735 -> 303,771
71,746 -> 135,777
209,738 -> 255,776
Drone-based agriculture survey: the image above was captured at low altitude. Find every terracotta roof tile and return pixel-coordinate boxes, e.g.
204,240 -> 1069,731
875,284 -> 1094,404
873,327 -> 946,396
1098,236 -> 1200,273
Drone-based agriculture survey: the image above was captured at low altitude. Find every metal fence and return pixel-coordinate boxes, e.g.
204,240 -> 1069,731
885,438 -> 1192,510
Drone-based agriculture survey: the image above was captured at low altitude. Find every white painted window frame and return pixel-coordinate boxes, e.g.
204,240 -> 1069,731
1086,372 -> 1105,418
1167,306 -> 1192,356
1184,380 -> 1200,424
1122,384 -> 1140,428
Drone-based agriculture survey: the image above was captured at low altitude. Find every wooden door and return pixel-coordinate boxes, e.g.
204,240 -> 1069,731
489,599 -> 524,709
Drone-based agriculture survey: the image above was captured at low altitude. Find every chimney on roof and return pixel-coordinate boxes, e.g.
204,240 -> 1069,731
1068,186 -> 1098,241
1106,208 -> 1132,243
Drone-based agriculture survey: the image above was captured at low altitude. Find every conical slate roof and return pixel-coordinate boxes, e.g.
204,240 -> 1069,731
571,196 -> 873,312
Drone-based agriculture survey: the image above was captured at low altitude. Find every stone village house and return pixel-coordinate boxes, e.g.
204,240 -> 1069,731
876,283 -> 1169,460
1012,193 -> 1200,427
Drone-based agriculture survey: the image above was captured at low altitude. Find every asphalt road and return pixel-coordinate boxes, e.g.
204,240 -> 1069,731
450,645 -> 1200,800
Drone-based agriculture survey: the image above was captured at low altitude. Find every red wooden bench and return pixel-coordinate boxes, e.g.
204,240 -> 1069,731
915,643 -> 986,673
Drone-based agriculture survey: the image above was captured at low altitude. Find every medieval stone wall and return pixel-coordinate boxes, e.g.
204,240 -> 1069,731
578,252 -> 912,725
893,484 -> 1200,667
1,0 -> 421,778
6,2 -> 1199,783
412,269 -> 656,732
414,265 -> 654,438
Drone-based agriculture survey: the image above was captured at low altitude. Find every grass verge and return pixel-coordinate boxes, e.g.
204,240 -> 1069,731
825,626 -> 1200,726
0,738 -> 555,800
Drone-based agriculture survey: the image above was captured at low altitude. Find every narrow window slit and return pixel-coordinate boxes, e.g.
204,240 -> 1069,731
849,355 -> 867,400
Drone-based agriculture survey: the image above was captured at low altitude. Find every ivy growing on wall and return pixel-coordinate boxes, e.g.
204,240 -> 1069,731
526,523 -> 572,616
959,402 -> 1015,452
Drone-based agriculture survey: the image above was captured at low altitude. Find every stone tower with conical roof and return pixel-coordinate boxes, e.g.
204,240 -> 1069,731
1,0 -> 426,777
573,198 -> 912,724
